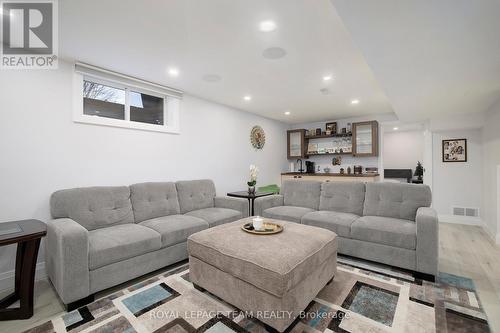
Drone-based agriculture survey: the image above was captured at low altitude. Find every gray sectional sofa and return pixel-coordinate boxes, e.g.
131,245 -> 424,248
46,179 -> 247,309
254,180 -> 438,279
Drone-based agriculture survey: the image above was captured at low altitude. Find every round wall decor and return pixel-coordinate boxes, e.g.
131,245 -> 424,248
250,126 -> 266,149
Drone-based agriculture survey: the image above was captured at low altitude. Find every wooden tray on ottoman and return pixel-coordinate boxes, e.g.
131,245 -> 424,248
241,221 -> 283,235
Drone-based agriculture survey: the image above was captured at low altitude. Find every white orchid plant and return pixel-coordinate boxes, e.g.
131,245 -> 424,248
248,164 -> 259,187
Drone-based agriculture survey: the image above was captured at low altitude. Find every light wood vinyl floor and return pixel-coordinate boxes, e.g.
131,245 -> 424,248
1,223 -> 499,333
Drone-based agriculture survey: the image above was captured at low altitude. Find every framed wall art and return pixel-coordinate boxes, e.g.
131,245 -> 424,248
442,139 -> 467,162
325,122 -> 337,134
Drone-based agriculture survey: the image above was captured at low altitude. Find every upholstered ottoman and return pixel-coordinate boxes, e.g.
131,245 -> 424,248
187,218 -> 337,332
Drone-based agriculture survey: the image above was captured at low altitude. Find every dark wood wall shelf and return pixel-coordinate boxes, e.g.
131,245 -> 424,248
305,133 -> 352,139
287,121 -> 378,160
307,152 -> 352,156
282,172 -> 379,177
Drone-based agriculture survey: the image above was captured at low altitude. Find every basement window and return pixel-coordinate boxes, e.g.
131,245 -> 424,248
83,81 -> 126,120
74,63 -> 181,134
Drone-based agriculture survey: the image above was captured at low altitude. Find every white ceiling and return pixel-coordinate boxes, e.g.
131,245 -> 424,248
331,0 -> 500,122
59,1 -> 500,125
59,0 -> 393,124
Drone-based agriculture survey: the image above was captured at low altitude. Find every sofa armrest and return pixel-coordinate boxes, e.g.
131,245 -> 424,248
45,218 -> 90,304
415,207 -> 439,276
214,196 -> 249,217
253,195 -> 284,216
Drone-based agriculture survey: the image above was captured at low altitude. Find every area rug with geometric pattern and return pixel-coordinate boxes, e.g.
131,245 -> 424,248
24,256 -> 490,333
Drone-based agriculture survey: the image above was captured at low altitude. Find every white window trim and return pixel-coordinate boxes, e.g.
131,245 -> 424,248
73,62 -> 181,134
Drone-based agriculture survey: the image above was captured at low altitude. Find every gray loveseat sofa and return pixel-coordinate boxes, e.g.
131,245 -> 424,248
254,180 -> 438,279
46,179 -> 247,309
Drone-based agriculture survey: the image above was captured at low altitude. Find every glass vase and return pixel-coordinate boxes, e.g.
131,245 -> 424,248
248,186 -> 256,195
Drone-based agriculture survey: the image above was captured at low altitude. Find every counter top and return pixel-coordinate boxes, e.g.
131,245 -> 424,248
281,172 -> 379,177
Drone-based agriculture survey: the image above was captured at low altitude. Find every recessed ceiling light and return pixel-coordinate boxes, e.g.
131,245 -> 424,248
259,20 -> 277,32
243,95 -> 252,101
323,75 -> 333,81
202,74 -> 222,82
168,68 -> 179,77
262,47 -> 287,60
284,111 -> 291,115
351,99 -> 359,105
393,127 -> 399,130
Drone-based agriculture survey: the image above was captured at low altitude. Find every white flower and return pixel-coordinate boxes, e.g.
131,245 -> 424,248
249,164 -> 259,182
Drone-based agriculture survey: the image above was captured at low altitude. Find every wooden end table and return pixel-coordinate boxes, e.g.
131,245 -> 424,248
0,220 -> 46,320
227,191 -> 274,216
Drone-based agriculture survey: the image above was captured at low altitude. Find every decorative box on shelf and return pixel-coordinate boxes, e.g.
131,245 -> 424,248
307,143 -> 318,155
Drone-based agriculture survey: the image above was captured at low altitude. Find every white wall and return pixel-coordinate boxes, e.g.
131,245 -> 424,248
432,129 -> 482,219
291,114 -> 397,172
0,61 -> 289,286
383,130 -> 424,173
481,100 -> 500,241
430,112 -> 485,132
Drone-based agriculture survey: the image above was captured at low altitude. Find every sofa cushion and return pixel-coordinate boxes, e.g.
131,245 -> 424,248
176,180 -> 216,214
187,220 -> 337,297
282,180 -> 321,210
130,182 -> 180,223
319,182 -> 365,215
51,186 -> 134,231
301,211 -> 358,238
350,216 -> 416,250
88,224 -> 161,270
363,182 -> 432,221
140,215 -> 208,248
263,206 -> 315,223
186,207 -> 242,227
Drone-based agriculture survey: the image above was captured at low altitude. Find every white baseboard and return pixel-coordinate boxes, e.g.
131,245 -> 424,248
480,223 -> 500,245
0,262 -> 47,293
438,214 -> 500,245
438,214 -> 482,226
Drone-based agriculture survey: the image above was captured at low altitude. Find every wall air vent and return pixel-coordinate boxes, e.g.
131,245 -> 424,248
465,208 -> 479,217
452,207 -> 465,216
452,206 -> 479,217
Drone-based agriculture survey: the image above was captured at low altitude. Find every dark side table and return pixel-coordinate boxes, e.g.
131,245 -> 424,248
227,191 -> 274,216
0,220 -> 46,320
